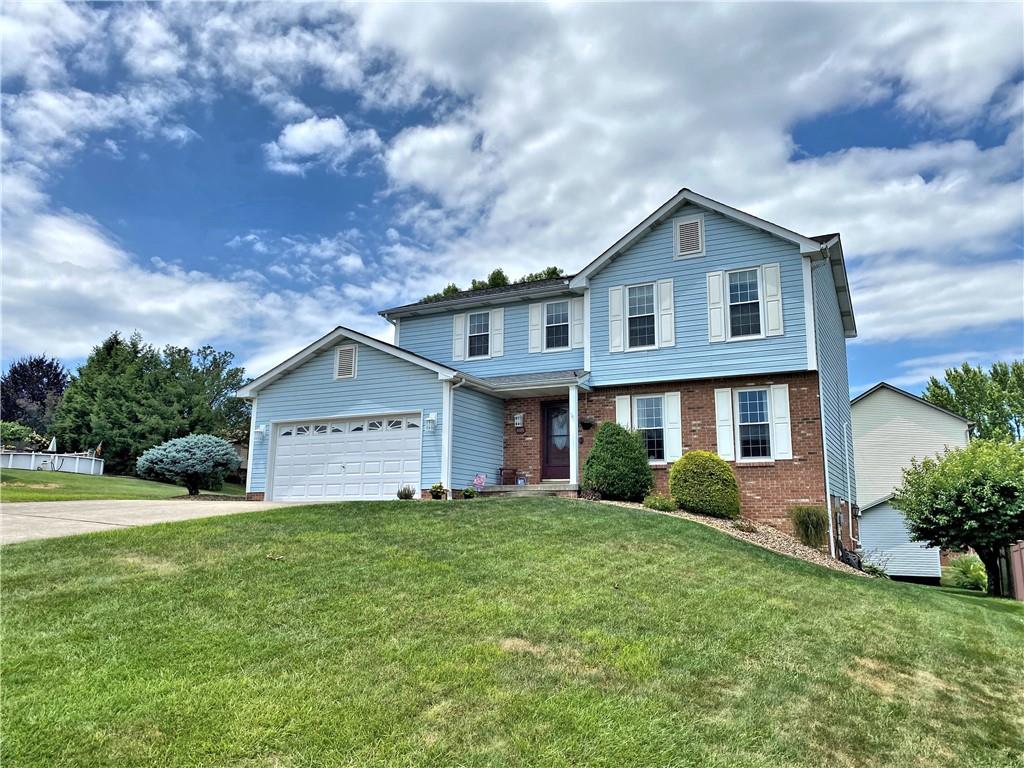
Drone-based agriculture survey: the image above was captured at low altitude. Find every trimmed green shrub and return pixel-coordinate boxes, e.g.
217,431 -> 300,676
396,485 -> 416,500
789,505 -> 829,548
462,487 -> 478,499
642,493 -> 676,512
581,422 -> 653,502
668,450 -> 740,519
136,434 -> 239,496
941,554 -> 988,591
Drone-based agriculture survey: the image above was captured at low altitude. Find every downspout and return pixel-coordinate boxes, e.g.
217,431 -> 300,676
844,420 -> 858,546
812,246 -> 837,559
443,376 -> 467,491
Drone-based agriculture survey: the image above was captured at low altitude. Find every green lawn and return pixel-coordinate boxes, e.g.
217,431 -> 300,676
2,499 -> 1022,767
0,468 -> 244,502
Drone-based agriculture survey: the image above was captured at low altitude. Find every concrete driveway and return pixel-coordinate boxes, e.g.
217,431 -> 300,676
0,499 -> 293,545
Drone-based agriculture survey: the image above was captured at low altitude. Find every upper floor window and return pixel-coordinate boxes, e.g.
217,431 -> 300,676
544,301 -> 570,350
736,388 -> 771,459
467,311 -> 490,358
634,395 -> 665,461
627,283 -> 656,349
728,269 -> 761,339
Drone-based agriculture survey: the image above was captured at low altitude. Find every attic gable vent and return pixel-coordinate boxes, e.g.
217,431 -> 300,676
675,214 -> 704,258
334,345 -> 357,379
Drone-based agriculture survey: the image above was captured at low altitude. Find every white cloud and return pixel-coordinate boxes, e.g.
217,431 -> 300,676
851,347 -> 1024,396
0,1 -> 96,87
263,115 -> 381,175
112,7 -> 186,79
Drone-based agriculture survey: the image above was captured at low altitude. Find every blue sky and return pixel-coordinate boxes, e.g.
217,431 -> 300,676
2,2 -> 1022,394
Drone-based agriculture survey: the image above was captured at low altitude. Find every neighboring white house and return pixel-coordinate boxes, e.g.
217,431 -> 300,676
850,382 -> 971,579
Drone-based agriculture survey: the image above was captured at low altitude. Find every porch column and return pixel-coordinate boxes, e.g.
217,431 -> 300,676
568,384 -> 580,485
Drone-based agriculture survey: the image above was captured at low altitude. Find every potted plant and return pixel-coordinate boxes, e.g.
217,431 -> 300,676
429,482 -> 447,500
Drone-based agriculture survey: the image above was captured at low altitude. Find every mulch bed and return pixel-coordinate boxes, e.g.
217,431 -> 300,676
599,499 -> 868,577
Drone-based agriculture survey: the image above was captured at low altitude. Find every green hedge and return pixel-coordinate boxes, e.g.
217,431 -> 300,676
668,450 -> 740,519
581,422 -> 653,502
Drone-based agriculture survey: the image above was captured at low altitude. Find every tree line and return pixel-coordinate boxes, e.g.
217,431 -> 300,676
1,332 -> 250,475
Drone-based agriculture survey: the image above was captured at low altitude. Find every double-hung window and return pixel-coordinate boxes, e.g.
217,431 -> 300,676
544,301 -> 570,350
627,283 -> 656,349
735,388 -> 771,459
634,395 -> 665,461
467,311 -> 490,358
727,269 -> 762,338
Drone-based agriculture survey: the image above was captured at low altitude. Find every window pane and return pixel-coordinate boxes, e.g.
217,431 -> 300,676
641,429 -> 665,460
546,324 -> 569,349
368,420 -> 383,431
729,303 -> 761,337
739,424 -> 771,458
546,301 -> 569,325
628,315 -> 656,347
468,333 -> 489,357
468,312 -> 489,334
635,396 -> 664,429
737,390 -> 768,424
729,270 -> 759,303
628,284 -> 655,317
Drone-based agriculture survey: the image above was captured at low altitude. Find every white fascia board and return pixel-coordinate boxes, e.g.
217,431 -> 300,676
235,325 -> 459,397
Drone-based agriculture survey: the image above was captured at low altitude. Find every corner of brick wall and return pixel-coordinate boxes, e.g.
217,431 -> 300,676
245,492 -> 265,501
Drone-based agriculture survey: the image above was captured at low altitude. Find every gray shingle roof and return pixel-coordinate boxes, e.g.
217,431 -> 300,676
380,275 -> 575,317
479,369 -> 587,387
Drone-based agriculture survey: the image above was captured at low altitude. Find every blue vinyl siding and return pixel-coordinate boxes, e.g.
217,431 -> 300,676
398,301 -> 584,376
588,205 -> 808,386
249,342 -> 444,493
813,258 -> 856,503
451,386 -> 505,489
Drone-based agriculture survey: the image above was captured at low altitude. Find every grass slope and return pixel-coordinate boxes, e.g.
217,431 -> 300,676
0,468 -> 244,502
2,498 -> 1022,767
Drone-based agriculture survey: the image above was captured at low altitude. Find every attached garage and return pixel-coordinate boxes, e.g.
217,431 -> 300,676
270,414 -> 422,501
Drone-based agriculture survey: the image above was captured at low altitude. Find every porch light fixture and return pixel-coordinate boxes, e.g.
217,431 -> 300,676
513,413 -> 525,433
255,424 -> 269,439
424,412 -> 438,432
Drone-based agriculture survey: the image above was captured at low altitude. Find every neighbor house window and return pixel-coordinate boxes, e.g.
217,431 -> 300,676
627,283 -> 656,349
736,388 -> 771,459
728,269 -> 762,338
634,395 -> 665,461
467,311 -> 490,358
544,301 -> 570,350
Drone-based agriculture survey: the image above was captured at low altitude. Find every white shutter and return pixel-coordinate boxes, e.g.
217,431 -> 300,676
707,271 -> 726,343
571,297 -> 585,349
608,286 -> 624,353
770,384 -> 792,459
528,303 -> 543,353
490,308 -> 504,357
452,314 -> 466,361
657,279 -> 675,348
763,263 -> 784,337
615,395 -> 632,428
663,391 -> 682,461
714,388 -> 735,460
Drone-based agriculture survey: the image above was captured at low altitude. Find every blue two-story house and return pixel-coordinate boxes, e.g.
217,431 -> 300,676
236,189 -> 859,552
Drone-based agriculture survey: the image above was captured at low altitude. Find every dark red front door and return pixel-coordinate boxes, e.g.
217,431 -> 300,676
541,401 -> 571,480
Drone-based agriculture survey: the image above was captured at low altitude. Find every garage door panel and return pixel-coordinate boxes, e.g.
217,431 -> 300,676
272,414 -> 422,501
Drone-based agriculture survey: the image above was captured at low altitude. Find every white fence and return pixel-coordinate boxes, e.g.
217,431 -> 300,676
2,452 -> 104,476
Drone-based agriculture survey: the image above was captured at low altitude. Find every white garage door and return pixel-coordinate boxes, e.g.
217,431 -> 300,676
270,414 -> 422,501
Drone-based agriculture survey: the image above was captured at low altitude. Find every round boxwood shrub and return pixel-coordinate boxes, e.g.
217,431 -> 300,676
581,422 -> 653,502
136,434 -> 239,496
668,450 -> 740,519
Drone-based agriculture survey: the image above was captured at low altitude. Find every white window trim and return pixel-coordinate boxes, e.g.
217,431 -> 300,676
466,310 -> 491,360
733,387 -> 773,463
334,344 -> 357,380
542,299 -> 571,352
625,282 -> 659,351
673,212 -> 705,259
725,267 -> 767,342
632,394 -> 666,465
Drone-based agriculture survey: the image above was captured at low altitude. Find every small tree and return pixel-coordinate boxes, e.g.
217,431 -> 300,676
136,434 -> 239,496
581,422 -> 653,501
892,440 -> 1024,596
1,355 -> 69,434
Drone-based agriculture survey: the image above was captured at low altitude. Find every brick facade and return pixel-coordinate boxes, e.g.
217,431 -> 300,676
504,371 -> 829,535
246,492 -> 265,501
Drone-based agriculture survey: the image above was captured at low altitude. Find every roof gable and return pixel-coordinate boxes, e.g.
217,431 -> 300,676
235,326 -> 459,397
569,188 -> 825,287
851,382 -> 973,425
